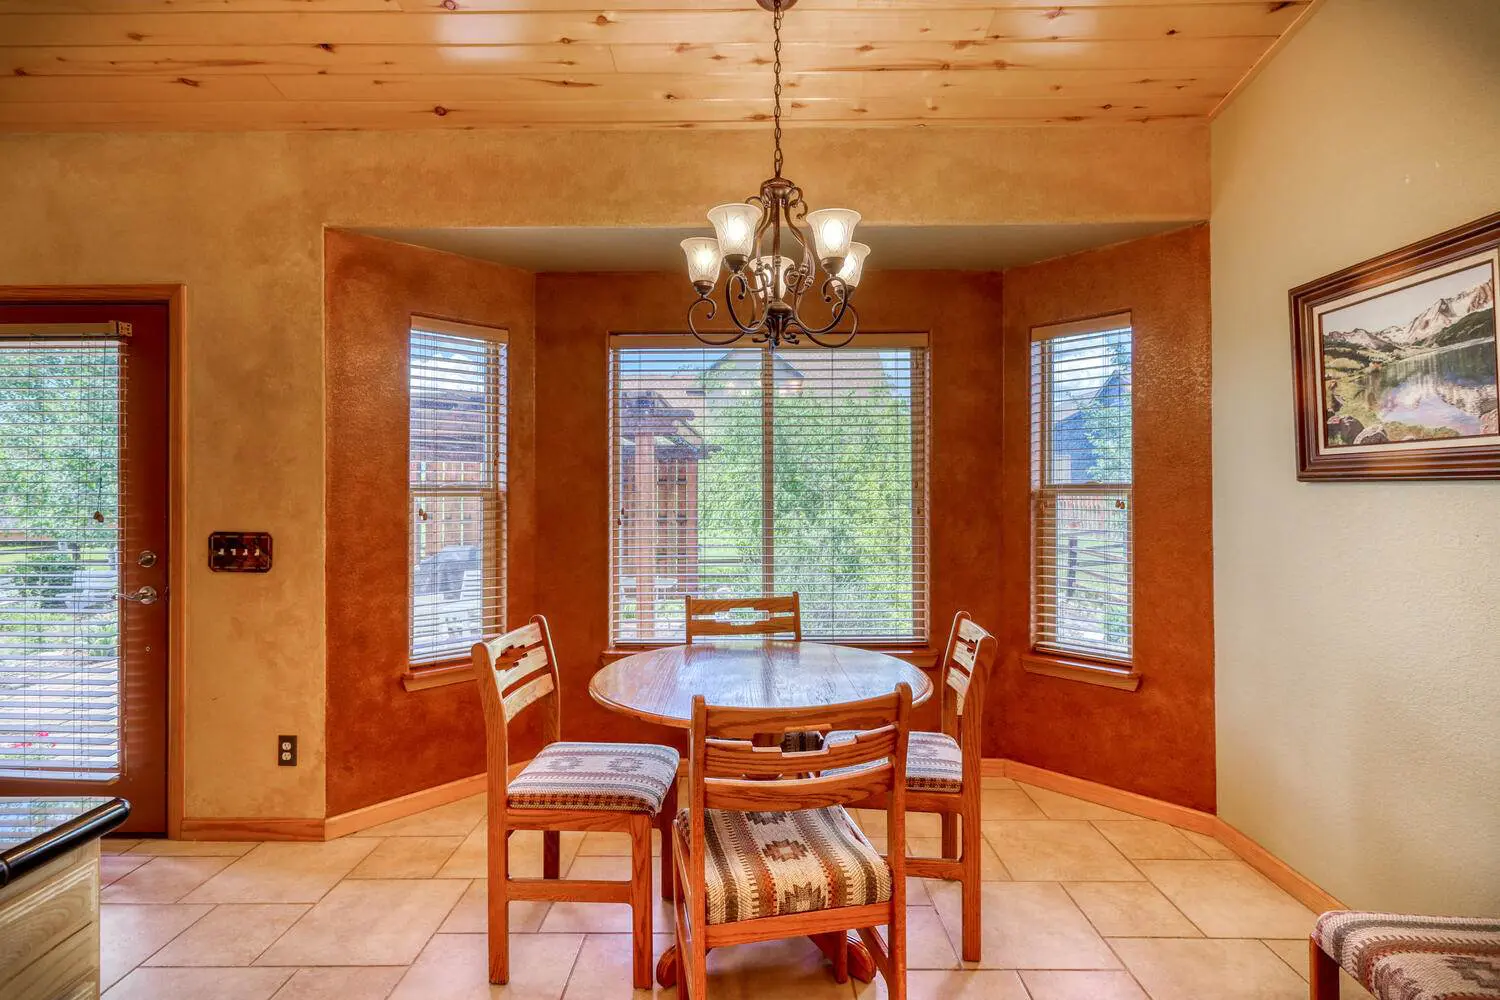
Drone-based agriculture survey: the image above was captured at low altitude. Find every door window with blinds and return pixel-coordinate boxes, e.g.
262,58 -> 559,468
0,329 -> 127,779
409,319 -> 507,665
609,334 -> 928,644
1031,314 -> 1134,664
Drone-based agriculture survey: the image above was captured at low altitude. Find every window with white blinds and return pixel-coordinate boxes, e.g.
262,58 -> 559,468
609,334 -> 928,644
1031,314 -> 1134,664
0,337 -> 125,779
409,319 -> 507,665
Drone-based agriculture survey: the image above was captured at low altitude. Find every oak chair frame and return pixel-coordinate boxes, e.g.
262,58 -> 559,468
473,614 -> 677,988
684,592 -> 802,643
845,611 -> 996,962
671,686 -> 912,1000
1310,937 -> 1340,998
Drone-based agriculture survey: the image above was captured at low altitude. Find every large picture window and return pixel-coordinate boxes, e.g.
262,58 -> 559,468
609,334 -> 928,644
408,319 -> 507,664
1030,314 -> 1134,664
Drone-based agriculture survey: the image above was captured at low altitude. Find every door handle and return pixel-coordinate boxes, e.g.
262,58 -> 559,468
115,586 -> 159,606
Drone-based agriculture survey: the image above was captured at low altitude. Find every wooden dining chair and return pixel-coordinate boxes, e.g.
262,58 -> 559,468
831,611 -> 997,962
473,615 -> 680,988
671,686 -> 912,1000
684,592 -> 801,643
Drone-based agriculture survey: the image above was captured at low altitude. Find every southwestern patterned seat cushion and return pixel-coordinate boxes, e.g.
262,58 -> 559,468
1313,910 -> 1500,1000
823,729 -> 963,793
674,806 -> 891,925
507,742 -> 679,814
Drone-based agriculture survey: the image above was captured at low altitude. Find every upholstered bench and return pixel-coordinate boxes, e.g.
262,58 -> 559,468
1311,910 -> 1500,999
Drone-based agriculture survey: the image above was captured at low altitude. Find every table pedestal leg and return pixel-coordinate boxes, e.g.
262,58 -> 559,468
654,934 -> 874,989
655,946 -> 679,989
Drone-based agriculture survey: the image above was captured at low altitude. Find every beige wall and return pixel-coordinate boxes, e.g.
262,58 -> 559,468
0,125 -> 1208,821
1212,0 -> 1500,914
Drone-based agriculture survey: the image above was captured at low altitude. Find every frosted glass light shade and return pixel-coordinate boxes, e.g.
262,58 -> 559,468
681,237 -> 722,288
838,242 -> 870,288
805,208 -> 861,262
707,202 -> 763,266
750,255 -> 796,300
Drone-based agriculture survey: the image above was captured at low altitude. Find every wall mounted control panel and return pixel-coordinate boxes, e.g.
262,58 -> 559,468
209,532 -> 272,572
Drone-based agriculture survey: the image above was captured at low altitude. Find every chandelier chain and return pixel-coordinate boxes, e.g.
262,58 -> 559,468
771,1 -> 784,178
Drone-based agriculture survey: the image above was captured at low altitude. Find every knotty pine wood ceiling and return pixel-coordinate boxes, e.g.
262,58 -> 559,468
0,1 -> 1315,132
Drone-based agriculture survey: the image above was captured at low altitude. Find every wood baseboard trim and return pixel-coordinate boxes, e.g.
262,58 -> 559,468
991,757 -> 1344,914
323,773 -> 487,840
178,817 -> 325,842
1213,819 -> 1345,914
1001,759 -> 1221,837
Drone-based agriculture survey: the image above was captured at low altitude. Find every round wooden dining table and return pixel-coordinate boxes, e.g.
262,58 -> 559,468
589,640 -> 933,987
589,639 -> 933,728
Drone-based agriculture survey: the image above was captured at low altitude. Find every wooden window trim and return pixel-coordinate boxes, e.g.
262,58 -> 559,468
1022,651 -> 1141,692
401,659 -> 473,692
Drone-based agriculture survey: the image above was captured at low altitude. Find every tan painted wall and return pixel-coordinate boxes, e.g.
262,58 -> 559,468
1211,0 -> 1500,914
0,125 -> 1208,821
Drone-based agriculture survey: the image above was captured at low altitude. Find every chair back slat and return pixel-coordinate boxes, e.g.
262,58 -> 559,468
948,667 -> 972,714
493,644 -> 549,692
702,725 -> 898,778
704,765 -> 896,812
684,593 -> 802,643
503,672 -> 556,723
950,639 -> 977,672
482,620 -> 544,660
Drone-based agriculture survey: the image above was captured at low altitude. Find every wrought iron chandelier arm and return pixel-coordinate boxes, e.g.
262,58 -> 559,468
686,293 -> 743,348
723,269 -> 769,336
790,278 -> 858,347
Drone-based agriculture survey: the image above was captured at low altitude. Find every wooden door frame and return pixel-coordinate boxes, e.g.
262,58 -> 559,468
0,284 -> 188,838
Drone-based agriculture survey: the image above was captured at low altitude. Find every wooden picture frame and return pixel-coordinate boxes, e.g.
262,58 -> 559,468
1290,211 -> 1500,481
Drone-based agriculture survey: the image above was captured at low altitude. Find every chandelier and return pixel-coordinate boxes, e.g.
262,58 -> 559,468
680,0 -> 868,349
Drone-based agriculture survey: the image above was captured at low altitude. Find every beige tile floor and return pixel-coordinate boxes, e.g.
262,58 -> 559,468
98,777 -> 1372,1000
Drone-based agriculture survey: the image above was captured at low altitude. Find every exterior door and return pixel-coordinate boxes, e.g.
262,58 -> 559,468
0,302 -> 170,833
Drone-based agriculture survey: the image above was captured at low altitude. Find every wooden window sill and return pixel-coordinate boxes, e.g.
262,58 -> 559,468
1022,652 -> 1141,691
401,661 -> 473,692
601,644 -> 939,671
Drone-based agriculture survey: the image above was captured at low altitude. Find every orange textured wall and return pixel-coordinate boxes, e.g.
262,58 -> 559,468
324,230 -> 536,816
998,225 -> 1215,810
534,271 -> 1006,750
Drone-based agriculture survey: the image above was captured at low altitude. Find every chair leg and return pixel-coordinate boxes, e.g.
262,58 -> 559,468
960,806 -> 982,962
941,811 -> 960,861
1310,937 -> 1340,999
542,830 -> 561,880
487,821 -> 510,985
629,814 -> 653,990
687,927 -> 708,1000
888,906 -> 908,1000
658,780 -> 678,903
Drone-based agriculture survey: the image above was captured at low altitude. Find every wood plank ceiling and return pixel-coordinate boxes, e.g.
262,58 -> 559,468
0,1 -> 1315,132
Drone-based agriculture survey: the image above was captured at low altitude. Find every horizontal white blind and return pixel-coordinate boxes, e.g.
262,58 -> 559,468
610,338 -> 928,643
0,339 -> 125,779
409,325 -> 507,664
1031,321 -> 1133,663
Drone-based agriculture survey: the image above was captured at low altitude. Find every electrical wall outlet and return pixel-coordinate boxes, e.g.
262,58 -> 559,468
278,734 -> 298,766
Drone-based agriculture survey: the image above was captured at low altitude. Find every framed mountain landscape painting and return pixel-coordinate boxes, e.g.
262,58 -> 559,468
1291,212 -> 1500,480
